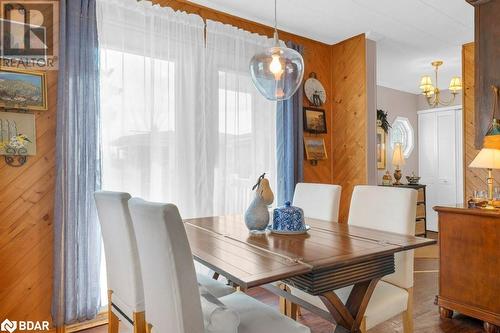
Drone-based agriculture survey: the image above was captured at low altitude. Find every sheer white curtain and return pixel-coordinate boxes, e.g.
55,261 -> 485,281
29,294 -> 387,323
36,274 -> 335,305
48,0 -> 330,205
206,20 -> 277,215
97,0 -> 278,299
97,0 -> 211,218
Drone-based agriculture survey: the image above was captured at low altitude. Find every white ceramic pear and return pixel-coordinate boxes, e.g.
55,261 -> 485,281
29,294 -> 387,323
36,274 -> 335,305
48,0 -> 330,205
244,173 -> 274,232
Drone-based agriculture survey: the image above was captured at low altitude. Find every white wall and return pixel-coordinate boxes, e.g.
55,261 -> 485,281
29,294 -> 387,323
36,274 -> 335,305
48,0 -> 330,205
366,39 -> 378,185
377,86 -> 419,183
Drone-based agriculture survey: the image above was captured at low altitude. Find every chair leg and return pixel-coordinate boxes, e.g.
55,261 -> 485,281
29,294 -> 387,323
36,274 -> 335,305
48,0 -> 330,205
278,283 -> 298,320
286,300 -> 298,320
133,311 -> 147,333
296,305 -> 301,318
402,287 -> 414,333
107,290 -> 119,333
278,283 -> 287,315
360,316 -> 367,333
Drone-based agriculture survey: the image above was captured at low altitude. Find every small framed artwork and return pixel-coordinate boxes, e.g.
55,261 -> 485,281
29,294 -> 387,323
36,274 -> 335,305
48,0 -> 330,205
377,127 -> 386,169
304,137 -> 328,160
0,111 -> 36,155
303,107 -> 327,133
0,68 -> 48,111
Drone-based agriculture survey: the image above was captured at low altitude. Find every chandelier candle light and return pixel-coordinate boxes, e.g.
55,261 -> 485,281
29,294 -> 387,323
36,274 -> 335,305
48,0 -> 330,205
249,0 -> 304,101
419,60 -> 462,108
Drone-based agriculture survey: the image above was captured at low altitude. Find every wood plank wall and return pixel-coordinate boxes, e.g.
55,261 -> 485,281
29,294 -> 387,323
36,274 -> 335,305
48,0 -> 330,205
0,69 -> 57,325
330,34 -> 368,222
472,0 -> 500,148
463,42 -> 500,199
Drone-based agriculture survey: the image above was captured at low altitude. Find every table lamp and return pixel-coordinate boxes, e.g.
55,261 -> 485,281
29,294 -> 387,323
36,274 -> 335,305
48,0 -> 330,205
469,148 -> 500,209
392,143 -> 405,185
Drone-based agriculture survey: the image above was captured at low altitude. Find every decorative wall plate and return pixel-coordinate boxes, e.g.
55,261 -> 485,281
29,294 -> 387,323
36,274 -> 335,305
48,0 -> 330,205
304,73 -> 326,107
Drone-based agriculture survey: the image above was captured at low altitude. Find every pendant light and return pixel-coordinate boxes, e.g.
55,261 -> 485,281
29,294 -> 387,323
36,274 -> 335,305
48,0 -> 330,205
249,0 -> 304,101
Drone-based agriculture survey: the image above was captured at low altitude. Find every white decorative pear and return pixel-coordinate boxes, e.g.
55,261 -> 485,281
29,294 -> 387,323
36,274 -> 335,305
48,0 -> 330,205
244,173 -> 274,232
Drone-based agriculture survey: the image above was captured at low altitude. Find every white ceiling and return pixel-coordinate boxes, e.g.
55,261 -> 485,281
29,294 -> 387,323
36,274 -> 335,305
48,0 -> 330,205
188,0 -> 474,94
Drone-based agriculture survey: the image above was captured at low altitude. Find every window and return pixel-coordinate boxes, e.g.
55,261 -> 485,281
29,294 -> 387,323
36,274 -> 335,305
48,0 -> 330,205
390,117 -> 414,158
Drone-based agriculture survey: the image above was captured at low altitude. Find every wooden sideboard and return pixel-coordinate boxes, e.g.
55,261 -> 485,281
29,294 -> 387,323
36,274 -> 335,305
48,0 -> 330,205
434,205 -> 500,333
393,184 -> 427,236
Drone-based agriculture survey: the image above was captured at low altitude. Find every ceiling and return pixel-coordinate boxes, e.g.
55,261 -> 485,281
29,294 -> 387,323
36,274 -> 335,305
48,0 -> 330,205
188,0 -> 474,94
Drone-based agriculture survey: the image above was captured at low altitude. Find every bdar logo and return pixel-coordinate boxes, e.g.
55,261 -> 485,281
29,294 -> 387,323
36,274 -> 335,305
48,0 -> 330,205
0,319 -> 17,333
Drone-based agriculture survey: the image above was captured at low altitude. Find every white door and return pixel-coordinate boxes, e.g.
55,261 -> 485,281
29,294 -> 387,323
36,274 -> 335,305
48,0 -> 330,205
418,111 -> 438,230
434,110 -> 458,230
418,107 -> 463,232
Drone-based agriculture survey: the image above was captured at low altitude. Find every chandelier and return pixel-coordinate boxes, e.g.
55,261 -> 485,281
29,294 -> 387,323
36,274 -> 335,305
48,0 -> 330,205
249,0 -> 304,101
419,60 -> 462,108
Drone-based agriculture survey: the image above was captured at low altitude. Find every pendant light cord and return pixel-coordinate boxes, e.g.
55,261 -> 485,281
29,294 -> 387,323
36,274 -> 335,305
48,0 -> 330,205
273,0 -> 279,44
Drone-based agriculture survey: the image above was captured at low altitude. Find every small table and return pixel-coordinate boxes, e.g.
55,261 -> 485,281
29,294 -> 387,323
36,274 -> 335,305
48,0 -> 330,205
185,215 -> 436,333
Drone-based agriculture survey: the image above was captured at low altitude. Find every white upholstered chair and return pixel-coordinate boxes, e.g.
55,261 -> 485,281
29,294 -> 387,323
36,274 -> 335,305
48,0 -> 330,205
290,185 -> 417,332
94,191 -> 234,333
94,191 -> 146,333
128,198 -> 311,333
293,183 -> 342,222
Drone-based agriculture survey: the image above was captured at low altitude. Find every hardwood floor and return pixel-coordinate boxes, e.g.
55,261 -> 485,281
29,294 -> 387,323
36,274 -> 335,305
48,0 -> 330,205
81,259 -> 484,333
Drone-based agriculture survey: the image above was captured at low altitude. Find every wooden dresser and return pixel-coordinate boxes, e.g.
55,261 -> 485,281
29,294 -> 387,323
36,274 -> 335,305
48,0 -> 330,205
434,205 -> 500,333
393,184 -> 427,236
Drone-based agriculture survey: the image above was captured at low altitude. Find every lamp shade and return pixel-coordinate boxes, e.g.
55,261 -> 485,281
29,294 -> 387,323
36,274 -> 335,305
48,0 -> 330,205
249,45 -> 304,101
419,75 -> 434,94
392,143 -> 405,167
449,76 -> 462,92
469,148 -> 500,169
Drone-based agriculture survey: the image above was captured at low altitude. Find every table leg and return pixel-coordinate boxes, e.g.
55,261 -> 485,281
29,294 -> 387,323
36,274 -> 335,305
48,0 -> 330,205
319,279 -> 379,333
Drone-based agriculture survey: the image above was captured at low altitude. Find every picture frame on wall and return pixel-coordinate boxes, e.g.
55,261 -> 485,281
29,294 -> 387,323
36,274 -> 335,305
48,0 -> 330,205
0,68 -> 48,111
377,126 -> 386,169
0,111 -> 36,156
303,107 -> 327,133
304,137 -> 328,160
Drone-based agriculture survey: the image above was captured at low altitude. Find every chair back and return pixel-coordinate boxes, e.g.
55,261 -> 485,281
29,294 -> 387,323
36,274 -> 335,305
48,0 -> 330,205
128,198 -> 204,333
94,191 -> 144,315
348,185 -> 416,289
293,183 -> 342,222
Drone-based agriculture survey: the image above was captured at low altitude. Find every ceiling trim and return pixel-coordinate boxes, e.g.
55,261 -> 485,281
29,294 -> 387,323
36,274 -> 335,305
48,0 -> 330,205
465,0 -> 491,6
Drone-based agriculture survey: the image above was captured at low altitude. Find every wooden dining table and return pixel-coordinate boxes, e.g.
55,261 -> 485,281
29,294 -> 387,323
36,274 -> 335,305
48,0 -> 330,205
184,215 -> 436,333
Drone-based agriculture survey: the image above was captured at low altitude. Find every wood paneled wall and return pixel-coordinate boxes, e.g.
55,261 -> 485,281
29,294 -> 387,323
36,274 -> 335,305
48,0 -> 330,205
330,34 -> 368,222
0,69 -> 57,325
471,0 -> 500,148
463,42 -> 500,199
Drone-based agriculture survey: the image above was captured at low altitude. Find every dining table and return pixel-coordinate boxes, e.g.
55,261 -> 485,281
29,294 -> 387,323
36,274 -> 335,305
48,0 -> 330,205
184,215 -> 436,333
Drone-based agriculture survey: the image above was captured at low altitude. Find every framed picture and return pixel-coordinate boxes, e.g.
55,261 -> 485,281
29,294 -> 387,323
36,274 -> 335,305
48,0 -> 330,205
0,68 -> 48,111
377,126 -> 386,169
303,107 -> 327,133
0,111 -> 36,155
304,137 -> 328,160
